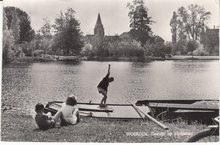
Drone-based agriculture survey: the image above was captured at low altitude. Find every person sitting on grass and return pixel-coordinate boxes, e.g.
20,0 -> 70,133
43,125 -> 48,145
34,103 -> 56,130
53,94 -> 80,126
97,64 -> 114,107
35,95 -> 80,130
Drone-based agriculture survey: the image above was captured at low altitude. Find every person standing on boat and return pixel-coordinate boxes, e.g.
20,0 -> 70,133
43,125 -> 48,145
97,64 -> 114,107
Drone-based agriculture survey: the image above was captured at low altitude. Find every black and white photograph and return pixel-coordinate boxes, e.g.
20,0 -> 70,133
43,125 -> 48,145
1,0 -> 219,143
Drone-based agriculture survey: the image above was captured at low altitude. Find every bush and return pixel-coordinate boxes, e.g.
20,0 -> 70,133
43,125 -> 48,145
193,45 -> 209,56
187,40 -> 199,57
33,49 -> 44,57
81,43 -> 95,56
115,40 -> 145,57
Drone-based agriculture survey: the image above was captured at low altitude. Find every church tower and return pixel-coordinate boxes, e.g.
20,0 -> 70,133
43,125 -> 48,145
94,13 -> 105,38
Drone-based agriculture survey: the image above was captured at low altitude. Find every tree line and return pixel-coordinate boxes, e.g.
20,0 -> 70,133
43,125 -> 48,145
82,0 -> 170,58
170,4 -> 219,56
2,0 -> 218,64
3,7 -> 83,64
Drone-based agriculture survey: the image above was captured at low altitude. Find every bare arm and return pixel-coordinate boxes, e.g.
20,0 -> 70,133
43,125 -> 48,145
105,64 -> 111,78
108,64 -> 111,74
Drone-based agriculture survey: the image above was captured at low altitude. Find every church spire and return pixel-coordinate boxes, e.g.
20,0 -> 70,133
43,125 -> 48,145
94,13 -> 104,38
95,13 -> 103,27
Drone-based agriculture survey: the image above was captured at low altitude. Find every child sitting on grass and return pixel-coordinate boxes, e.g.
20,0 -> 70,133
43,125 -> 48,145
53,94 -> 80,126
34,103 -> 56,130
35,94 -> 80,130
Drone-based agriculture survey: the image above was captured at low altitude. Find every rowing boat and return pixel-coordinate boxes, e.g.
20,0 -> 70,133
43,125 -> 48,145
44,99 -> 219,125
136,99 -> 219,124
45,101 -> 169,129
44,101 -> 151,119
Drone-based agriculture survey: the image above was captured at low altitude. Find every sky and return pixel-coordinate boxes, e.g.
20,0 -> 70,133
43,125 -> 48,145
3,0 -> 219,41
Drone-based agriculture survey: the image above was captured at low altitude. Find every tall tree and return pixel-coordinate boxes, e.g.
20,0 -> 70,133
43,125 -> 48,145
10,12 -> 20,44
3,9 -> 8,30
187,4 -> 211,40
175,4 -> 211,41
4,7 -> 35,43
39,18 -> 52,37
127,0 -> 153,46
3,9 -> 16,64
53,11 -> 65,54
37,18 -> 53,54
170,11 -> 178,43
176,7 -> 188,41
53,8 -> 83,55
3,30 -> 16,63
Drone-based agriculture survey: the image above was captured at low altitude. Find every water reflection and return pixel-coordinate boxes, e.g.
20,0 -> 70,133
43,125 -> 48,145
2,60 -> 220,115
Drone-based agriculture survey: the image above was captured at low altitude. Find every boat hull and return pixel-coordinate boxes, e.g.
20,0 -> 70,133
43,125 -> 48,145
44,101 -> 151,119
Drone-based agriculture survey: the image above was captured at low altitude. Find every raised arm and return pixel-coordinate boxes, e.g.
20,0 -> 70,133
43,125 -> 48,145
105,64 -> 110,78
108,64 -> 111,74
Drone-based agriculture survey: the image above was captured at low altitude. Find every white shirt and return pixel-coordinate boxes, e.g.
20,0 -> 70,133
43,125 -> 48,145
61,103 -> 78,124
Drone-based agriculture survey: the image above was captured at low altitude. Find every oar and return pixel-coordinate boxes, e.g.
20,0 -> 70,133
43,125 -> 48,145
130,101 -> 169,130
130,103 -> 145,120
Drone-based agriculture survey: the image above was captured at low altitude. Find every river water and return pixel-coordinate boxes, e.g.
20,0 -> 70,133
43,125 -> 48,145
2,60 -> 220,114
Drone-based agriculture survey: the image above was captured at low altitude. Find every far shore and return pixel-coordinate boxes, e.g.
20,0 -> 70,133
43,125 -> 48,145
170,55 -> 219,60
5,55 -> 219,65
82,55 -> 219,61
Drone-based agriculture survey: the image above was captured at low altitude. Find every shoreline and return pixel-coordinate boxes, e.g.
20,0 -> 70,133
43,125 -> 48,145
6,55 -> 220,64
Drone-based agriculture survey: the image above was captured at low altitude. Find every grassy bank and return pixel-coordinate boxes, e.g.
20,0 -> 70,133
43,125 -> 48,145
1,111 -> 207,142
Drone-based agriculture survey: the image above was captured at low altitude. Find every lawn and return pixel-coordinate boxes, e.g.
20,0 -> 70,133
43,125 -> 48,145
1,111 -> 207,142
